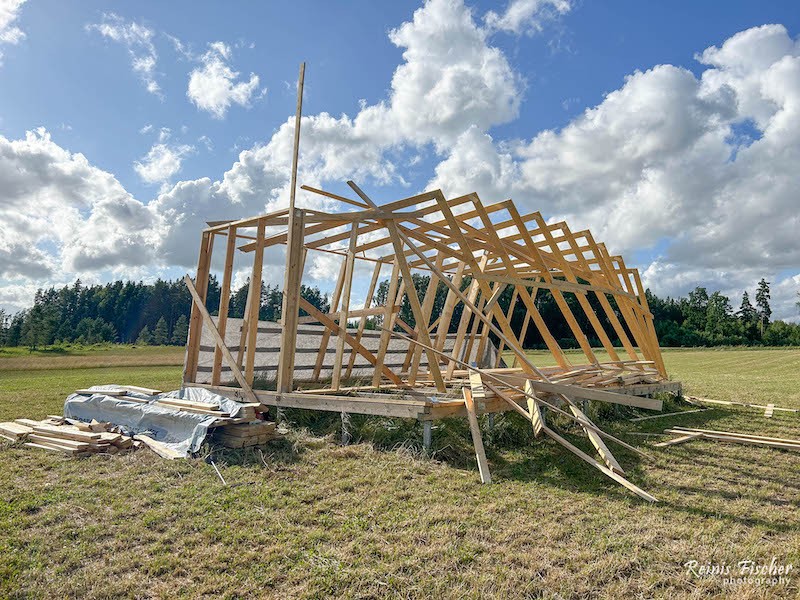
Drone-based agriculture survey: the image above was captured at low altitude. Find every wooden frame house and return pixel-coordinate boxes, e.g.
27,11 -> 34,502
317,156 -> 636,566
181,180 -> 680,501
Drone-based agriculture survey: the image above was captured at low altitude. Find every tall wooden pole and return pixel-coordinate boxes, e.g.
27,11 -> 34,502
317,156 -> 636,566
289,62 -> 305,213
278,61 -> 306,393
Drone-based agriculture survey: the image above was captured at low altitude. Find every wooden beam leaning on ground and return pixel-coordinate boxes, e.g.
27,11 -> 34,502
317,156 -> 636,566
183,275 -> 259,405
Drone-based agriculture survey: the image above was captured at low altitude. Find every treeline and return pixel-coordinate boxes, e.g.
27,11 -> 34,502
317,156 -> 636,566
0,275 -> 798,349
0,278 -> 330,349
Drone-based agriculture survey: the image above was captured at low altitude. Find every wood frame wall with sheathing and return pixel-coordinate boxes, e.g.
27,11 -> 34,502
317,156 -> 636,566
182,181 -> 680,501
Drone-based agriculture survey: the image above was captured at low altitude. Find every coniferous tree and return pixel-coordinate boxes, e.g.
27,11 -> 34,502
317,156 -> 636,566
137,325 -> 153,345
153,316 -> 169,345
755,278 -> 771,335
171,314 -> 189,345
737,291 -> 757,323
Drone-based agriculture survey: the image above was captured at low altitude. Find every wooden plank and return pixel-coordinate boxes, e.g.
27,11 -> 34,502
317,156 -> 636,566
408,252 -> 443,385
184,231 -> 213,383
433,260 -> 465,356
372,261 -> 401,387
567,399 -> 624,476
653,433 -> 702,447
32,425 -> 101,442
75,389 -> 127,396
526,380 -> 662,411
684,395 -> 797,413
277,209 -> 306,392
24,441 -> 86,455
526,383 -> 544,437
134,434 -> 184,459
28,434 -> 92,451
463,388 -> 491,484
447,255 -> 487,377
345,260 -> 383,379
119,385 -> 162,396
245,218 -> 266,385
670,427 -> 800,446
332,220 -> 359,390
300,184 -> 369,209
629,409 -> 705,422
213,224 -> 238,385
541,424 -> 658,502
188,383 -> 428,419
289,61 -> 305,213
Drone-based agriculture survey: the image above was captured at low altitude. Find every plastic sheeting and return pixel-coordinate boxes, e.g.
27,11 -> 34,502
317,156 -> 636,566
63,385 -> 247,458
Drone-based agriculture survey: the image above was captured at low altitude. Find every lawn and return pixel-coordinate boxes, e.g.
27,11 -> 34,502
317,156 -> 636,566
1,346 -> 799,599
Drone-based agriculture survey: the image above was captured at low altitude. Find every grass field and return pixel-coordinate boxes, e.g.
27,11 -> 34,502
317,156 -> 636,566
1,346 -> 799,599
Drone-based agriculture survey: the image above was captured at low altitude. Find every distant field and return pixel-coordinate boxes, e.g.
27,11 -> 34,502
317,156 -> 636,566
503,346 -> 800,406
1,346 -> 799,599
0,344 -> 184,371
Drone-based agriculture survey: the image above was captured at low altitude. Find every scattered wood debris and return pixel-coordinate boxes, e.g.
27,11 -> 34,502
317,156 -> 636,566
684,395 -> 797,414
656,426 -> 800,450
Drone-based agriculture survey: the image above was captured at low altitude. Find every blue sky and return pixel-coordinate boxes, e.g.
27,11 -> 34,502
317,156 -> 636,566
1,0 -> 799,320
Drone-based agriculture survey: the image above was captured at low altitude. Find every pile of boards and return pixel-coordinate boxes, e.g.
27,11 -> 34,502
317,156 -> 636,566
0,416 -> 137,456
75,386 -> 260,422
212,421 -> 279,448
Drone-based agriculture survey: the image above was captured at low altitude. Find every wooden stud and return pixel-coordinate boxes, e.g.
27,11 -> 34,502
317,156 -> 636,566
278,209 -> 306,393
331,220 -> 359,390
245,219 -> 266,385
212,224 -> 237,386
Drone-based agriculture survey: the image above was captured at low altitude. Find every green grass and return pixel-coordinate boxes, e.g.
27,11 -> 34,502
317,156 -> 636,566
1,347 -> 799,599
0,343 -> 184,372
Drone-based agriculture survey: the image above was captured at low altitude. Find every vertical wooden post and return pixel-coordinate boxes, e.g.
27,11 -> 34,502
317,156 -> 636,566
312,258 -> 347,380
277,61 -> 306,392
345,259 -> 383,379
245,219 -> 266,385
184,231 -> 214,384
408,252 -> 443,385
236,283 -> 253,369
433,261 -> 465,356
278,209 -> 306,393
289,62 -> 305,214
331,220 -> 358,391
447,254 -> 488,378
212,225 -> 237,385
372,262 -> 401,387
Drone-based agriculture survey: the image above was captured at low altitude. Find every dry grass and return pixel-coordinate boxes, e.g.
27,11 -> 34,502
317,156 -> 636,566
0,344 -> 184,371
1,347 -> 799,599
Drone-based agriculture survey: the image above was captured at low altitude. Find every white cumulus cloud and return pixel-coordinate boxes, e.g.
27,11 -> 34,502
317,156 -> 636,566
87,13 -> 162,96
134,143 -> 194,184
485,0 -> 571,36
0,0 -> 27,65
187,42 -> 262,118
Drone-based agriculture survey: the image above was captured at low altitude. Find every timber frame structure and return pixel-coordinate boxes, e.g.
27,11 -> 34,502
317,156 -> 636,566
182,180 -> 680,502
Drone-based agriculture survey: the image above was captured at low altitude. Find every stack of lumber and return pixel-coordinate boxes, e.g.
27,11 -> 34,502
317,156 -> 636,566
546,362 -> 663,388
75,386 -> 262,423
656,426 -> 800,450
213,421 -> 279,448
0,416 -> 136,456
